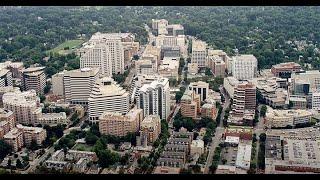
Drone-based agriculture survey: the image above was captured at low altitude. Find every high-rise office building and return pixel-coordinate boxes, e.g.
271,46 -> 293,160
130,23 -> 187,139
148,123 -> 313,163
63,68 -> 100,105
232,82 -> 256,117
188,81 -> 209,102
80,43 -> 112,77
191,40 -> 207,68
232,55 -> 258,80
88,77 -> 130,123
20,67 -> 46,95
80,32 -> 125,76
52,71 -> 66,97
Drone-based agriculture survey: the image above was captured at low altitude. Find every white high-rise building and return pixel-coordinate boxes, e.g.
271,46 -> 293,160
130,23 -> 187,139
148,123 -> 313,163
232,55 -> 258,80
2,90 -> 42,125
80,32 -> 125,76
137,78 -> 170,120
191,40 -> 207,68
88,77 -> 130,123
0,69 -> 12,87
80,43 -> 112,77
63,68 -> 100,105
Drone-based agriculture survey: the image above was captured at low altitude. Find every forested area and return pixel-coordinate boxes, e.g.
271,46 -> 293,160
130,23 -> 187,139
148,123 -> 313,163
1,6 -> 320,70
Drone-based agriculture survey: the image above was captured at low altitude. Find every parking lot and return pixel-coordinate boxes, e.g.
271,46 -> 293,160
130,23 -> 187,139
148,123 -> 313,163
220,145 -> 238,166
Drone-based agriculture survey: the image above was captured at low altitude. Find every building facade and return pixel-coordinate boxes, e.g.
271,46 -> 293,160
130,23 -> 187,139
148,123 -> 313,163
88,77 -> 130,123
63,68 -> 100,105
188,81 -> 209,102
232,55 -> 258,80
99,108 -> 143,137
20,67 -> 46,95
140,115 -> 161,145
2,90 -> 42,125
137,78 -> 170,120
232,82 -> 256,117
191,40 -> 207,68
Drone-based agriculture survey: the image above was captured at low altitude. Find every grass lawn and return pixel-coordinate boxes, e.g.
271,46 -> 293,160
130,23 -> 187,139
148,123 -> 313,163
46,39 -> 84,56
72,143 -> 93,152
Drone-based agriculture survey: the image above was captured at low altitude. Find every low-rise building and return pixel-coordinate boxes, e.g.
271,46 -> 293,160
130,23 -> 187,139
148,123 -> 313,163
190,139 -> 204,156
16,124 -> 47,146
99,108 -> 143,137
3,128 -> 24,152
235,143 -> 252,170
153,166 -> 180,174
201,103 -> 217,120
252,77 -> 289,109
289,95 -> 307,109
158,58 -> 179,81
265,128 -> 320,174
51,149 -> 65,161
271,62 -> 302,78
157,128 -> 193,168
139,115 -> 161,145
135,59 -> 156,75
36,112 -> 68,126
44,160 -> 71,171
265,107 -> 313,128
66,150 -> 97,162
188,63 -> 198,75
180,90 -> 201,119
215,165 -> 247,174
73,158 -> 89,173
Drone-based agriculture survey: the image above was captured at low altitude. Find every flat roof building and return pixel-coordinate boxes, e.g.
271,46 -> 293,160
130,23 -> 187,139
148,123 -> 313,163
99,108 -> 143,137
88,77 -> 130,123
63,68 -> 100,105
232,55 -> 257,80
2,90 -> 42,125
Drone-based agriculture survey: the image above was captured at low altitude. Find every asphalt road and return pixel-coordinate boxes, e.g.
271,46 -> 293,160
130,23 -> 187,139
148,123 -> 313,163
203,86 -> 230,174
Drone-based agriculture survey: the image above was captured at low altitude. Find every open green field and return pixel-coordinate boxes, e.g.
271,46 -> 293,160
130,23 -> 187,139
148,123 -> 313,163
72,143 -> 93,152
46,39 -> 84,56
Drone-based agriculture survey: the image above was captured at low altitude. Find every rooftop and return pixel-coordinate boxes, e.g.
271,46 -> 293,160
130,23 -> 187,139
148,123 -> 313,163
16,124 -> 45,134
192,40 -> 207,51
90,77 -> 128,97
139,78 -> 169,93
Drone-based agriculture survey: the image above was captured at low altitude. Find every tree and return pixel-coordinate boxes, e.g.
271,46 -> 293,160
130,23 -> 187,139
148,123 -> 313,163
39,95 -> 46,103
85,133 -> 98,145
205,67 -> 213,76
28,139 -> 39,151
260,105 -> 267,117
169,78 -> 178,87
133,55 -> 139,60
259,133 -> 266,142
180,168 -> 192,174
16,159 -> 23,169
0,140 -> 12,159
44,82 -> 52,94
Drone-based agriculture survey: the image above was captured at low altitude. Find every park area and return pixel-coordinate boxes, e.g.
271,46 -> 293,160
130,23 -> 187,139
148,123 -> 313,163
46,39 -> 84,56
72,143 -> 93,152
